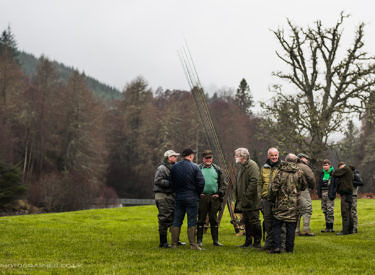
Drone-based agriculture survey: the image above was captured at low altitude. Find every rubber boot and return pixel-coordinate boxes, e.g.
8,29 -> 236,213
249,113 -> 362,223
211,226 -> 223,246
253,223 -> 262,248
321,222 -> 329,233
170,226 -> 180,249
302,214 -> 315,236
159,232 -> 171,248
238,223 -> 252,248
328,223 -> 335,232
197,225 -> 204,247
187,226 -> 201,250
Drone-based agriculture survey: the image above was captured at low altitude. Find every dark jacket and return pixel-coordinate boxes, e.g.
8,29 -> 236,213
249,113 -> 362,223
318,167 -> 336,200
169,159 -> 205,202
234,159 -> 261,212
153,161 -> 174,194
351,167 -> 364,187
199,163 -> 227,199
332,165 -> 353,195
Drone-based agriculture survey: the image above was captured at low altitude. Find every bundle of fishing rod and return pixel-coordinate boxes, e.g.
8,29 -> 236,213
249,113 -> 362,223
178,44 -> 242,233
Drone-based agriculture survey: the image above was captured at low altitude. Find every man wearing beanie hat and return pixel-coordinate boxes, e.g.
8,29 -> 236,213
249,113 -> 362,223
153,149 -> 181,248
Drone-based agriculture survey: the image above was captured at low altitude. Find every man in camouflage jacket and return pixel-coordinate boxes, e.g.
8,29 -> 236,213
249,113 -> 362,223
269,153 -> 307,253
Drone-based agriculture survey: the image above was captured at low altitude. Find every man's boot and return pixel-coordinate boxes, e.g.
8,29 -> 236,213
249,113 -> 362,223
159,232 -> 171,248
253,223 -> 262,249
329,223 -> 335,233
302,214 -> 315,236
170,226 -> 180,249
187,226 -> 201,250
238,223 -> 252,248
211,226 -> 223,246
197,225 -> 204,247
321,222 -> 329,233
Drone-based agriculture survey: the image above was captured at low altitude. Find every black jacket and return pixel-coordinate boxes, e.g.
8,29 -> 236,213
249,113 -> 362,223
169,159 -> 205,202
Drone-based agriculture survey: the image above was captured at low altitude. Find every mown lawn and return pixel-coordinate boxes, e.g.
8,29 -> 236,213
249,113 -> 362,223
0,199 -> 374,274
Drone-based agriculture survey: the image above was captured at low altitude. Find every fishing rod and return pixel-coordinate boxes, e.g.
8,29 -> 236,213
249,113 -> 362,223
178,43 -> 240,233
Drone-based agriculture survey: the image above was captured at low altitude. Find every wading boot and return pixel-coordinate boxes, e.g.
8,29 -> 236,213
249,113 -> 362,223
238,224 -> 252,248
170,226 -> 180,249
211,226 -> 223,246
197,225 -> 204,247
252,224 -> 262,249
187,226 -> 201,250
321,222 -> 329,233
159,233 -> 171,248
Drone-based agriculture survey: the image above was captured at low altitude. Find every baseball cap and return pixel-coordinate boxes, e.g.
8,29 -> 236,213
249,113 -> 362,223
164,150 -> 180,157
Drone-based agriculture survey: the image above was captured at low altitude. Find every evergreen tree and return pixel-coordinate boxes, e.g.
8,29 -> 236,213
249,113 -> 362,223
235,78 -> 254,114
0,162 -> 26,209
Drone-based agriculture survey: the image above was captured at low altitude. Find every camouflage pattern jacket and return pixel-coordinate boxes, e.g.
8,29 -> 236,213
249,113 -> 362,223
269,162 -> 307,222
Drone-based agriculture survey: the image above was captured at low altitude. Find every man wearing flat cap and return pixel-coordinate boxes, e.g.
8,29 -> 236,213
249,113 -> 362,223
197,150 -> 227,247
169,148 -> 205,250
153,150 -> 180,248
295,153 -> 316,236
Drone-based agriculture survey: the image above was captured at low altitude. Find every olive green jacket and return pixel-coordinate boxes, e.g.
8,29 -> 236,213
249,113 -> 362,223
234,159 -> 261,211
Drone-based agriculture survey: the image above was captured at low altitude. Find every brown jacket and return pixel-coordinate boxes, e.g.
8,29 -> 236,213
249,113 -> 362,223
297,162 -> 315,190
332,165 -> 353,195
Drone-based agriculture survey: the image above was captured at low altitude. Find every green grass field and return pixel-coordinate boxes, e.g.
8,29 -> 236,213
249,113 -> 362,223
1,199 -> 375,274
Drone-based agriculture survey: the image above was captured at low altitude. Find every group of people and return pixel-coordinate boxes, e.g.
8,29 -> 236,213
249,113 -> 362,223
153,146 -> 363,253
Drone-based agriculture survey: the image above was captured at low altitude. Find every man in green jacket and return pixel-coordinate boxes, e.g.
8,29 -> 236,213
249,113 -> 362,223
197,150 -> 227,247
234,147 -> 262,248
333,162 -> 354,235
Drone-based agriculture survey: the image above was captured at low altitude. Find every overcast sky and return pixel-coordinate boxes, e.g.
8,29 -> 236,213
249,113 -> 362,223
1,0 -> 374,106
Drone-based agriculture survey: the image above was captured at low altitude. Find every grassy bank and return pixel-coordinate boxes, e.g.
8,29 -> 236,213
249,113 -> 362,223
1,199 -> 375,274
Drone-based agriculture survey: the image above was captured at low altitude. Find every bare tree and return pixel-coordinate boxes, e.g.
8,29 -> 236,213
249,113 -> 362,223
261,12 -> 375,166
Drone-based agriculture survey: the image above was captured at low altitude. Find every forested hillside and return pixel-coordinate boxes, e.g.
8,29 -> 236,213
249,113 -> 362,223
18,51 -> 122,100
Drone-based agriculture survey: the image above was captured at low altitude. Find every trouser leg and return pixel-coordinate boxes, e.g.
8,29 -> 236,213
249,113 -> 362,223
341,195 -> 353,234
262,200 -> 273,249
285,222 -> 297,253
197,196 -> 209,245
156,195 -> 175,246
281,223 -> 286,250
271,217 -> 282,250
352,195 -> 358,232
239,211 -> 252,247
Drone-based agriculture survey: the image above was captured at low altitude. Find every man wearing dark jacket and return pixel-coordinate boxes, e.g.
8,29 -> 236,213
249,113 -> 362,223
197,150 -> 227,247
153,150 -> 181,248
332,161 -> 354,235
318,159 -> 336,232
169,148 -> 205,250
234,147 -> 262,248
